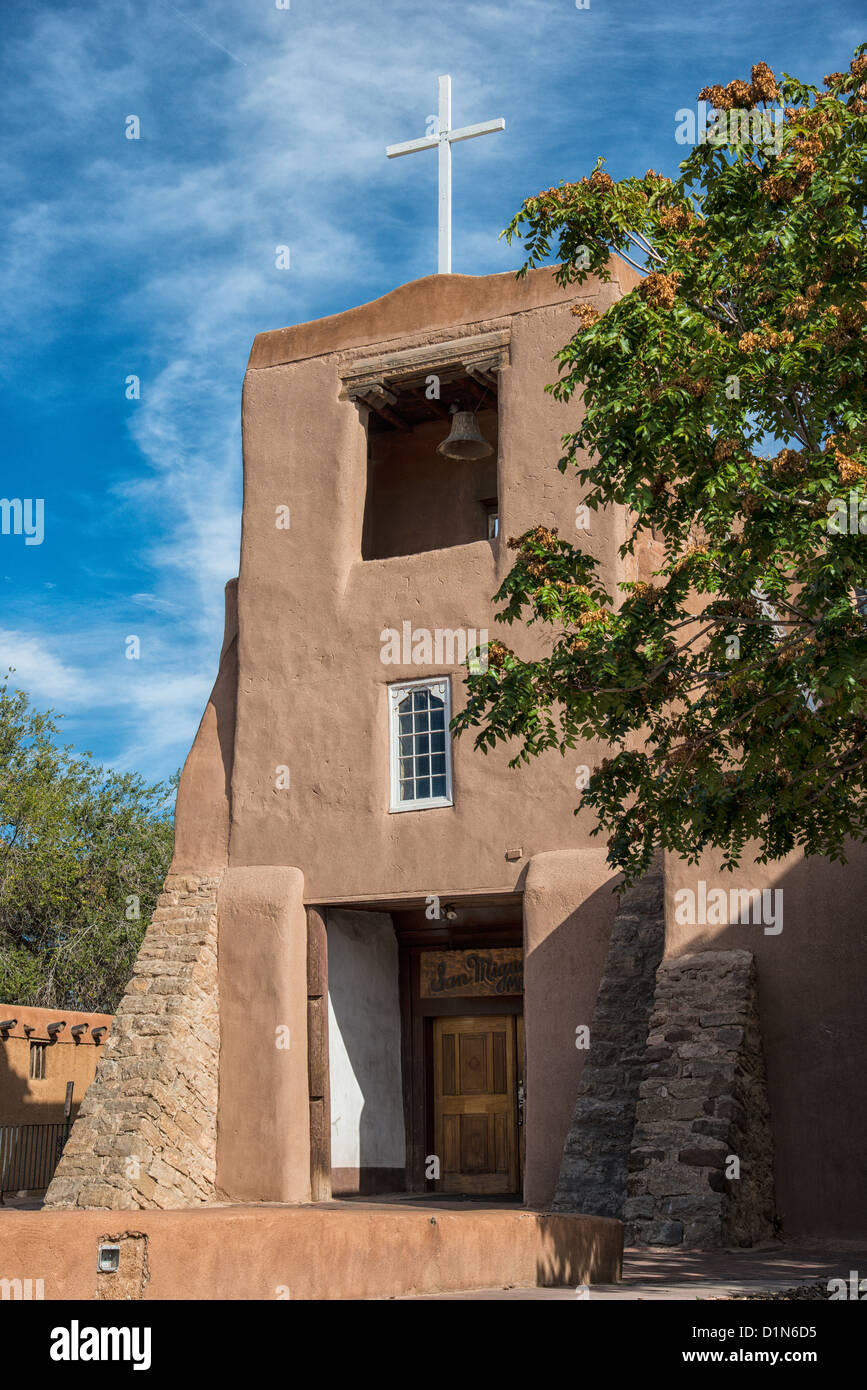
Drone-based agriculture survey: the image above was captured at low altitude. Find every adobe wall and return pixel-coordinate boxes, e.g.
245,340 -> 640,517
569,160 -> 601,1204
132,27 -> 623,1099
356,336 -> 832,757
170,579 -> 238,875
227,265 -> 639,902
0,1007 -> 112,1128
215,865 -> 310,1204
0,1205 -> 622,1300
523,848 -> 621,1206
664,844 -> 867,1239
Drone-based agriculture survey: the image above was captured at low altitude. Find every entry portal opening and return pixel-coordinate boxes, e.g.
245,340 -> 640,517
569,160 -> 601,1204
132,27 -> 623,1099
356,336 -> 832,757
395,898 -> 524,1199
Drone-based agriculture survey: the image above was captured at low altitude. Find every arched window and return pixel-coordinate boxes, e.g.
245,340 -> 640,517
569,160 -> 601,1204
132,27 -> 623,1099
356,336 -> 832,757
388,678 -> 453,811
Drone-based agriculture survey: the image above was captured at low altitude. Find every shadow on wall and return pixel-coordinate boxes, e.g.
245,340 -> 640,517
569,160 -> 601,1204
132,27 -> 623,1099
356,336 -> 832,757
0,1035 -> 82,1127
524,870 -> 623,1208
665,844 -> 867,1240
326,910 -> 406,1191
534,1214 -> 623,1289
0,1036 -> 83,1199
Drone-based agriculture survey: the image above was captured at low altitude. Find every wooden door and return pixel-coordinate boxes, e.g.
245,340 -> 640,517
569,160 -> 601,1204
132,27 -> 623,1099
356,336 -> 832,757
433,1016 -> 518,1194
516,1015 -> 525,1186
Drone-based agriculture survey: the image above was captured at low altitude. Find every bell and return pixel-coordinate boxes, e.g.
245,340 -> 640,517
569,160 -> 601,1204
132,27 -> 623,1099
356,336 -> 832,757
437,408 -> 493,460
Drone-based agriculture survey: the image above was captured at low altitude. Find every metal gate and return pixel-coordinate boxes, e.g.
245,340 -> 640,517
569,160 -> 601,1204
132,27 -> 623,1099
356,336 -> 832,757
0,1122 -> 69,1197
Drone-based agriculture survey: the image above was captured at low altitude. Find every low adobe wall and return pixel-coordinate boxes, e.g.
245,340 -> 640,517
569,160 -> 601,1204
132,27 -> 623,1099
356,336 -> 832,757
0,1006 -> 112,1127
0,1205 -> 622,1300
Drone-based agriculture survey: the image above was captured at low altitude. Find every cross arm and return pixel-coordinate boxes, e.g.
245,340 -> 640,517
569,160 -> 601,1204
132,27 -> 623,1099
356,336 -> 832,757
386,135 -> 439,158
448,118 -> 505,145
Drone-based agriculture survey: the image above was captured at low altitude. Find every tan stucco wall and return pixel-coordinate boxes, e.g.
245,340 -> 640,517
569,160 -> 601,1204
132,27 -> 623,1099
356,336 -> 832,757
170,580 -> 237,875
225,266 -> 637,901
664,844 -> 867,1238
523,851 -> 620,1205
0,1205 -> 622,1299
246,266 -> 639,370
0,1006 -> 112,1127
216,866 -> 310,1203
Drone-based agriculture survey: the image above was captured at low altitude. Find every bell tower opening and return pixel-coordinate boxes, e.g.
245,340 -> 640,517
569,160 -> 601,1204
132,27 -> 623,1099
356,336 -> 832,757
359,367 -> 498,561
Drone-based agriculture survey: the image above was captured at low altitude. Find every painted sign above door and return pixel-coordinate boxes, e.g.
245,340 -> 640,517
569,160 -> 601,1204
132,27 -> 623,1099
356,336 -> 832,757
420,949 -> 523,998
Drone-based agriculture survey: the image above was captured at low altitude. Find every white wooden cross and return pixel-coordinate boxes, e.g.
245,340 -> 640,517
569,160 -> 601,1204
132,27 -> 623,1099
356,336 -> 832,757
386,75 -> 505,274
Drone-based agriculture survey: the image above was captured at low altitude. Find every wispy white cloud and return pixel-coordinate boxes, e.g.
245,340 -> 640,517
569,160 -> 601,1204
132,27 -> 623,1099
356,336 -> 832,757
0,629 -> 89,707
0,622 -> 212,777
1,0 -> 854,779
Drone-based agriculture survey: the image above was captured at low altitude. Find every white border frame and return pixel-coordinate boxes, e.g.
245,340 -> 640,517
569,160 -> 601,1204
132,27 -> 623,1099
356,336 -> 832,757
388,676 -> 454,813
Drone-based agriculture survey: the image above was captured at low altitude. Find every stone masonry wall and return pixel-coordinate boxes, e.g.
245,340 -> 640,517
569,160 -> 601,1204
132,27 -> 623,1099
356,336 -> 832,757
552,859 -> 666,1217
44,873 -> 221,1210
625,950 -> 776,1248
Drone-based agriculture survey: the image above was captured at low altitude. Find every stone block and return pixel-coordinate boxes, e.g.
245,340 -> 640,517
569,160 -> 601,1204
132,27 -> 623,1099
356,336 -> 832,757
645,1219 -> 684,1246
45,873 -> 221,1212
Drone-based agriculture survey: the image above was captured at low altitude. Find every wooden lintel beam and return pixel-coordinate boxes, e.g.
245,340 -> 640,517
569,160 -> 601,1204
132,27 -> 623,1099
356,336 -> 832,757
364,383 -> 398,406
466,366 -> 497,389
361,391 -> 410,431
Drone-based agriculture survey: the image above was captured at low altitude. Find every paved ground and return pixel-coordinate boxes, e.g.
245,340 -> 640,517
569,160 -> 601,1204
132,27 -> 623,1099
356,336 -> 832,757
402,1245 -> 867,1299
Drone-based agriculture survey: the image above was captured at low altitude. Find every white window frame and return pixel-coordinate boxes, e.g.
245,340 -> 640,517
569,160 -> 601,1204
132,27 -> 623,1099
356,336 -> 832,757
388,677 -> 454,812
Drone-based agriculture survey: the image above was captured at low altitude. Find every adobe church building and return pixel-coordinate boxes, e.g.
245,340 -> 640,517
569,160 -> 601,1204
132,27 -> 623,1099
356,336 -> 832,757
45,264 -> 866,1254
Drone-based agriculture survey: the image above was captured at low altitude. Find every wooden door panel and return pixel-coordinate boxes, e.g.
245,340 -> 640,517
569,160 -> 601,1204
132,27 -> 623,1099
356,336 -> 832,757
494,1112 -> 508,1171
460,1113 -> 489,1172
441,1033 -> 456,1094
492,1031 -> 507,1093
443,1113 -> 460,1172
433,1016 -> 518,1194
517,1015 -> 525,1186
458,1033 -> 488,1093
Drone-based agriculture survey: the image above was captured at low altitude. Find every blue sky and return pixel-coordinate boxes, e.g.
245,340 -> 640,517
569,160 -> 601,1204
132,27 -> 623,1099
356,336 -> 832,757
0,0 -> 861,787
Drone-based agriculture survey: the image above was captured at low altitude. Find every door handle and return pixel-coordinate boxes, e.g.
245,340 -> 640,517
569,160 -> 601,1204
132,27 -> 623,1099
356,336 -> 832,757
517,1080 -> 525,1126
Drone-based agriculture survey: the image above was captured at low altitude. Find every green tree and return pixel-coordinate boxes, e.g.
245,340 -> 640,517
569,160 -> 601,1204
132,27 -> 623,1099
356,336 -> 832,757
455,52 -> 867,885
0,676 -> 175,1012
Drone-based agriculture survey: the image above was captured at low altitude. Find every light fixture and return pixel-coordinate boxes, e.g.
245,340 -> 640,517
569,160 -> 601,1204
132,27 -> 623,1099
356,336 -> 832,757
97,1244 -> 120,1273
